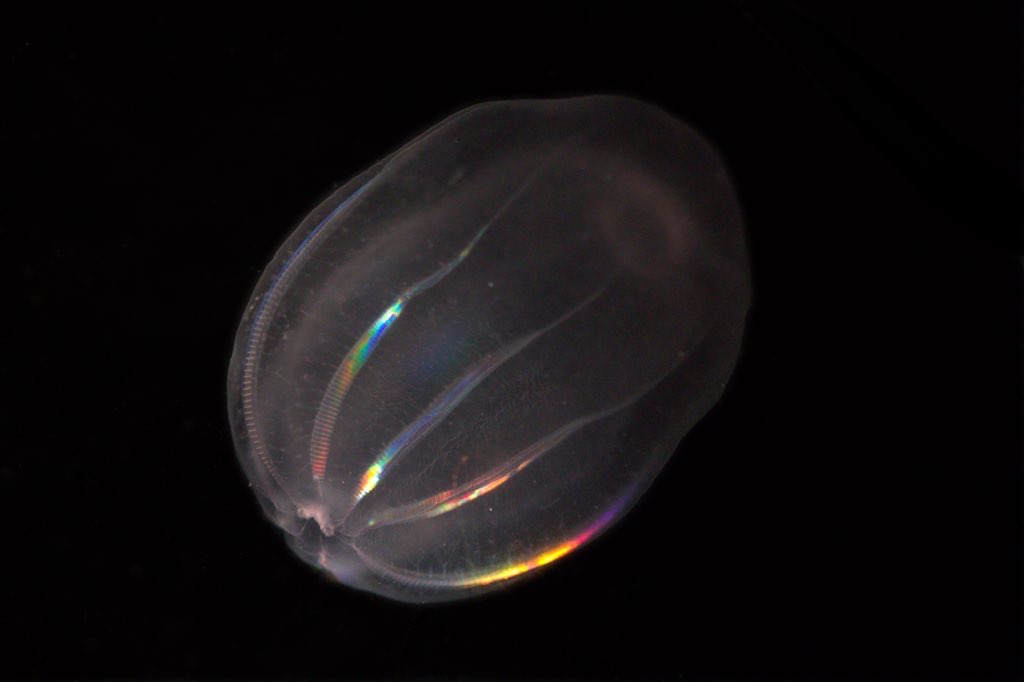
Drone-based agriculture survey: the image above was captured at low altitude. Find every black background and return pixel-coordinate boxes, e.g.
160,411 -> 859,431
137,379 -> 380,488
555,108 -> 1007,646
8,2 -> 1022,679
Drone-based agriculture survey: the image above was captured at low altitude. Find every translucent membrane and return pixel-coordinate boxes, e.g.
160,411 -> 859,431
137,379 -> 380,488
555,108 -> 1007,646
227,96 -> 749,602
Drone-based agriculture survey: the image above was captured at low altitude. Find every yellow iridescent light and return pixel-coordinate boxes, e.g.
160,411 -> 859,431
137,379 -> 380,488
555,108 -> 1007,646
444,497 -> 624,588
457,541 -> 578,587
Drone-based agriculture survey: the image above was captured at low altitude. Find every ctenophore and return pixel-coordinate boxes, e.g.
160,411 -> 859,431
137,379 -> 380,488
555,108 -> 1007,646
227,96 -> 750,602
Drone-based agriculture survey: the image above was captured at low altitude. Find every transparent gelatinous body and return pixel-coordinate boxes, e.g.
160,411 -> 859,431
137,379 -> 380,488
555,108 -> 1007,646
227,96 -> 749,602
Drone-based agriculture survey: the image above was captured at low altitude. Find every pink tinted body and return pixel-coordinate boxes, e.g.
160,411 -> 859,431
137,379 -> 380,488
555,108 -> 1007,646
227,96 -> 749,602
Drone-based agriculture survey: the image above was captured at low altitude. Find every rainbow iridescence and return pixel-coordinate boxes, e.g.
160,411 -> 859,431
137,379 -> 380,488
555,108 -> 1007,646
352,279 -> 611,503
355,353 -> 661,533
308,226 -> 489,480
241,181 -> 372,492
355,492 -> 630,589
454,502 -> 621,588
307,163 -> 552,483
230,96 -> 751,604
309,300 -> 405,479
